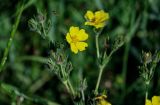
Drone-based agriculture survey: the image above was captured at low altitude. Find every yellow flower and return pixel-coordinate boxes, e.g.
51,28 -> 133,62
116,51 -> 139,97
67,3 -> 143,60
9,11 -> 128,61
146,96 -> 160,105
97,99 -> 111,105
85,10 -> 109,29
146,99 -> 152,105
66,26 -> 88,54
95,95 -> 112,105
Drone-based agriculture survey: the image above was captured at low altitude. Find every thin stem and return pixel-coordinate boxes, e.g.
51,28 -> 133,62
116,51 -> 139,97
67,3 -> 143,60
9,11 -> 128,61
60,65 -> 75,97
41,22 -> 47,37
94,29 -> 101,95
145,82 -> 149,104
67,79 -> 75,97
122,42 -> 130,94
17,55 -> 48,64
0,0 -> 36,72
94,28 -> 114,95
24,0 -> 37,10
94,50 -> 113,95
0,5 -> 24,72
29,71 -> 51,93
81,90 -> 85,101
95,28 -> 103,59
120,15 -> 141,104
96,35 -> 100,58
94,65 -> 105,95
1,82 -> 60,105
145,91 -> 148,102
60,65 -> 66,78
41,21 -> 52,43
60,65 -> 71,94
63,81 -> 70,94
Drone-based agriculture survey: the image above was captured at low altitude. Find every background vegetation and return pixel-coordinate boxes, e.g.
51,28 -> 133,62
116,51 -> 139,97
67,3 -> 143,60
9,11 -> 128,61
0,0 -> 160,105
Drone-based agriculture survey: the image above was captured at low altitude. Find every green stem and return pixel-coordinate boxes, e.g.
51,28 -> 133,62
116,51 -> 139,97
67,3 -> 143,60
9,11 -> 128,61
145,91 -> 148,102
60,65 -> 70,94
145,82 -> 149,104
1,83 -> 60,105
94,28 -> 105,95
63,81 -> 70,94
120,15 -> 140,104
94,65 -> 105,95
41,21 -> 52,43
17,56 -> 48,64
0,0 -> 36,72
41,22 -> 47,37
60,65 -> 75,97
23,0 -> 37,10
81,90 -> 85,101
96,35 -> 100,58
67,79 -> 75,97
95,28 -> 103,59
94,49 -> 113,95
0,5 -> 24,72
60,65 -> 66,78
122,42 -> 130,93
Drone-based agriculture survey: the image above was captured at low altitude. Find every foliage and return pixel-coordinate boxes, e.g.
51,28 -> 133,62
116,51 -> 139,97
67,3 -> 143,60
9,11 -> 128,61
0,0 -> 160,105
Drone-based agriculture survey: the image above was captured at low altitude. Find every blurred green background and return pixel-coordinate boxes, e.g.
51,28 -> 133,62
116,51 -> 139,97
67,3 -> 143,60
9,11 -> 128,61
0,0 -> 160,105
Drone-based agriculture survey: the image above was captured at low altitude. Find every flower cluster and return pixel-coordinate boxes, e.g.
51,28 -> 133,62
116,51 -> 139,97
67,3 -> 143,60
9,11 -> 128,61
65,10 -> 112,105
146,96 -> 160,105
66,10 -> 109,54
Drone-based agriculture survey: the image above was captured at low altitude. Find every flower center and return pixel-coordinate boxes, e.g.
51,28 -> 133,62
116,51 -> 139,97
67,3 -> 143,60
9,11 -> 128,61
89,18 -> 95,22
71,35 -> 79,43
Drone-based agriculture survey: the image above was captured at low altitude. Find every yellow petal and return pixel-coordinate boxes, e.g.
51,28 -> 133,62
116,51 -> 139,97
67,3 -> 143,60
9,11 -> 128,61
152,96 -> 160,105
77,29 -> 88,41
98,99 -> 111,105
66,33 -> 72,43
76,42 -> 88,51
94,22 -> 106,29
69,26 -> 79,37
85,10 -> 94,20
85,22 -> 94,26
146,99 -> 152,105
95,10 -> 109,23
70,43 -> 78,54
100,12 -> 109,22
95,10 -> 104,19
